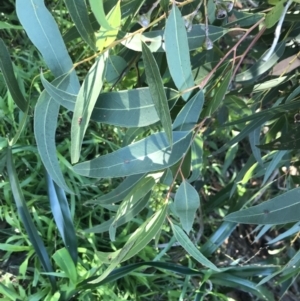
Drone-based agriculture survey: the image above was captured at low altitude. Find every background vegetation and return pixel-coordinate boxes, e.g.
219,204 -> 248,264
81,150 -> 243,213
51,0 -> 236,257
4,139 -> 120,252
1,0 -> 300,300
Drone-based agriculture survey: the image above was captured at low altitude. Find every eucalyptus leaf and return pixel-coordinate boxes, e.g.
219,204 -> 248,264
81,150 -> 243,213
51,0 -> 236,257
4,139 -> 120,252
225,187 -> 300,224
74,131 -> 192,178
174,180 -> 200,234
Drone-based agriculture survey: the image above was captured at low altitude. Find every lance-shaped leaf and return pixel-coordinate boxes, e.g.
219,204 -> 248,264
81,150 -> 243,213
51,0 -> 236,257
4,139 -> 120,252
235,41 -> 285,85
64,0 -> 96,50
89,0 -> 114,30
84,192 -> 151,234
0,38 -> 27,112
41,74 -> 179,128
85,173 -> 145,205
174,180 -> 200,234
6,147 -> 56,290
142,42 -> 172,145
16,0 -> 79,91
73,131 -> 192,178
106,55 -> 127,84
90,205 -> 168,283
225,187 -> 300,225
171,223 -> 220,271
96,2 -> 121,51
164,5 -> 194,100
172,90 -> 204,131
35,75 -> 74,194
71,52 -> 108,164
109,177 -> 155,241
45,171 -> 77,265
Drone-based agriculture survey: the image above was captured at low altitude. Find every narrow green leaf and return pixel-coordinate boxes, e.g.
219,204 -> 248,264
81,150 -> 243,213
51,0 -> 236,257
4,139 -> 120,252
265,1 -> 285,28
0,38 -> 27,112
71,52 -> 108,163
35,75 -> 74,194
188,136 -> 203,183
95,2 -> 121,51
225,187 -> 300,225
164,5 -> 194,100
249,127 -> 263,167
142,42 -> 172,145
109,177 -> 155,241
171,224 -> 220,271
46,171 -> 78,265
206,69 -> 232,116
6,146 -> 56,290
64,0 -> 96,50
73,131 -> 192,178
172,90 -> 204,131
89,0 -> 114,30
41,74 -> 179,127
262,150 -> 287,186
85,174 -> 145,205
174,180 -> 200,234
235,41 -> 285,85
84,192 -> 151,234
16,0 -> 79,90
53,248 -> 77,285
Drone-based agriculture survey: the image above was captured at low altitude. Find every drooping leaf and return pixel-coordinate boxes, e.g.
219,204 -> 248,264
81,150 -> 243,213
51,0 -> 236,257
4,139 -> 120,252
109,177 -> 155,241
73,131 -> 192,178
142,42 -> 173,145
6,146 -> 56,290
84,192 -> 151,234
206,69 -> 232,116
45,171 -> 77,265
188,136 -> 203,183
235,41 -> 285,85
0,38 -> 27,112
41,74 -> 179,127
95,2 -> 121,51
225,187 -> 300,225
89,0 -> 115,30
174,180 -> 200,234
249,127 -> 264,167
16,0 -> 79,91
85,173 -> 145,205
171,223 -> 220,271
90,205 -> 168,283
64,0 -> 96,50
71,52 -> 108,164
172,90 -> 204,131
53,248 -> 77,285
164,5 -> 194,100
35,75 -> 74,194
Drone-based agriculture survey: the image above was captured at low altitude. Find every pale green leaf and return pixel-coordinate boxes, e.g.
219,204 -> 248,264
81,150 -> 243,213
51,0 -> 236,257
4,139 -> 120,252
174,180 -> 200,234
171,224 -> 220,271
172,90 -> 204,131
71,52 -> 108,163
225,187 -> 300,224
164,5 -> 194,100
109,177 -> 155,241
64,0 -> 96,50
73,131 -> 192,178
89,0 -> 114,30
142,42 -> 172,145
